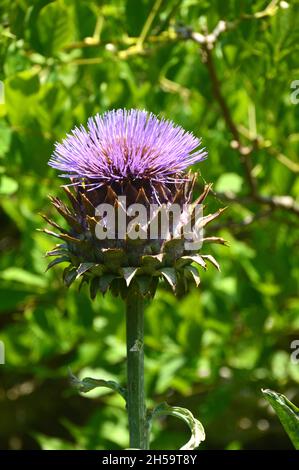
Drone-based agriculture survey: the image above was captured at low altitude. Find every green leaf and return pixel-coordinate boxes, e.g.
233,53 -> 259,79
0,175 -> 18,195
215,172 -> 243,194
262,389 -> 299,449
5,69 -> 40,126
70,371 -> 127,401
0,268 -> 46,288
148,402 -> 205,450
37,1 -> 75,56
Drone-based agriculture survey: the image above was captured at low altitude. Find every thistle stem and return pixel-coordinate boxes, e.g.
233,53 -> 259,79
126,289 -> 147,449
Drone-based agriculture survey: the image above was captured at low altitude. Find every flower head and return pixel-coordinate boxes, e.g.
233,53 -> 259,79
49,109 -> 206,198
43,109 -> 225,299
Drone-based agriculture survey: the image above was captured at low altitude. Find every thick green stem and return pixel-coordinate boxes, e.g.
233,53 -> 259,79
126,289 -> 147,449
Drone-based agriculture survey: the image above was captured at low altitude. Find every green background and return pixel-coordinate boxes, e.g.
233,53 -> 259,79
0,0 -> 299,450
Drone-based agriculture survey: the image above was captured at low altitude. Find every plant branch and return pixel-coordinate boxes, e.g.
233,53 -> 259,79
197,28 -> 299,217
136,0 -> 165,50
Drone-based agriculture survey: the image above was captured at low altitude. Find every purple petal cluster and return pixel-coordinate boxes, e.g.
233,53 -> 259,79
49,109 -> 206,189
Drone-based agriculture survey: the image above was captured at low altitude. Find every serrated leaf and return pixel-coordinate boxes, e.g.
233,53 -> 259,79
148,402 -> 205,450
262,389 -> 299,449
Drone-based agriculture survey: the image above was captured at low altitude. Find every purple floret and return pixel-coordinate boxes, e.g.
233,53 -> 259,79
49,109 -> 207,189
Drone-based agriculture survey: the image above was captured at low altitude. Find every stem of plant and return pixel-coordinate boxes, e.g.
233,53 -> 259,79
126,288 -> 147,449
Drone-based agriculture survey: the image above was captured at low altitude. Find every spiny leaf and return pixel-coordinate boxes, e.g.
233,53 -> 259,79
76,262 -> 95,278
86,215 -> 97,234
46,256 -> 70,272
63,267 -> 77,287
202,236 -> 228,246
141,253 -> 164,268
80,192 -> 96,216
38,228 -> 62,240
122,267 -> 138,286
49,196 -> 82,231
193,183 -> 213,205
185,265 -> 201,286
98,274 -> 116,294
89,277 -> 99,299
201,254 -> 220,271
62,186 -> 81,212
58,233 -> 86,245
160,267 -> 176,289
199,207 -> 227,228
42,228 -> 82,244
177,254 -> 207,269
40,213 -> 69,233
45,246 -> 68,257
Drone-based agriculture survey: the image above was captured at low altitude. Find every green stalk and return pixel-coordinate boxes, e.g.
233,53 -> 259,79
126,288 -> 147,449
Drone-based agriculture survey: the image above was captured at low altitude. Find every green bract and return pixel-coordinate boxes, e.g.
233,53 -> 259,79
42,180 -> 226,299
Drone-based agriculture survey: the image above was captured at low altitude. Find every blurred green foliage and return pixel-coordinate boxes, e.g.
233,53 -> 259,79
0,0 -> 299,450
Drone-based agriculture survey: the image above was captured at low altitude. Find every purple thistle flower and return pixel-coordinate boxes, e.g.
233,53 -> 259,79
49,109 -> 207,192
43,108 -> 225,299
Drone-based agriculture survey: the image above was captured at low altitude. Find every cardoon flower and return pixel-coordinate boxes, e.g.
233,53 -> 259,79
42,109 -> 225,450
44,109 -> 225,298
